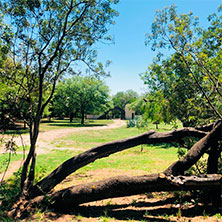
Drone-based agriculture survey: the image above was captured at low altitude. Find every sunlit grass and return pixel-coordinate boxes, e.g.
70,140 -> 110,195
52,126 -> 137,149
2,120 -> 180,186
37,124 -> 179,180
1,119 -> 182,221
0,153 -> 23,174
77,145 -> 178,175
2,118 -> 114,135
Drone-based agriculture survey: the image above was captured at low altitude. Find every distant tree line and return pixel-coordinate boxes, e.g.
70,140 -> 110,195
0,71 -> 141,127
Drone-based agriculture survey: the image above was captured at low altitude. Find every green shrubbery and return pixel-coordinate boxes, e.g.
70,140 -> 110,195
126,116 -> 148,129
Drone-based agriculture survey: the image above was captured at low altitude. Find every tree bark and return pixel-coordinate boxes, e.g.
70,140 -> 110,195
9,174 -> 222,219
81,107 -> 85,125
70,113 -> 73,123
206,142 -> 221,206
50,174 -> 222,209
164,120 -> 222,175
194,121 -> 218,132
207,142 -> 220,174
29,127 -> 207,198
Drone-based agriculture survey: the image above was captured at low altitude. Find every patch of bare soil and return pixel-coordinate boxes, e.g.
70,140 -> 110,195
1,119 -> 126,154
24,192 -> 221,222
24,168 -> 222,222
0,160 -> 24,182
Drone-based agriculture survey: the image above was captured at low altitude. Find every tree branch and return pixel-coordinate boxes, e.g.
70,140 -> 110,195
164,120 -> 222,175
29,127 -> 207,197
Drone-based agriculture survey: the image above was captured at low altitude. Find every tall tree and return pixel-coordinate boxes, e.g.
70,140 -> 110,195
144,5 -> 222,124
4,4 -> 222,219
0,0 -> 119,195
52,76 -> 111,124
112,90 -> 139,110
141,53 -> 208,126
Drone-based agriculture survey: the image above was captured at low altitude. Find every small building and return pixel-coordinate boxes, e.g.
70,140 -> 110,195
86,114 -> 100,120
125,104 -> 135,120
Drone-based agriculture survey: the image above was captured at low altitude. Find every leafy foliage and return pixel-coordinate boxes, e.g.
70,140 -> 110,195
0,0 -> 119,192
142,5 -> 222,126
112,90 -> 139,111
52,76 -> 111,123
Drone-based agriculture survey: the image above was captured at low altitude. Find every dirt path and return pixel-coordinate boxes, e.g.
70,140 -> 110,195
0,119 -> 125,180
1,119 -> 125,154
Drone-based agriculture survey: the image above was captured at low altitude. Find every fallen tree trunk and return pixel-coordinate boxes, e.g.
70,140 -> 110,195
30,127 -> 207,198
194,120 -> 220,132
9,174 -> 222,218
50,174 -> 222,209
8,121 -> 222,219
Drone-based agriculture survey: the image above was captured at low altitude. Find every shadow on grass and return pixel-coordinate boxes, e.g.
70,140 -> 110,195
44,196 -> 220,222
2,120 -> 109,135
2,128 -> 29,135
48,123 -> 107,128
147,143 -> 180,149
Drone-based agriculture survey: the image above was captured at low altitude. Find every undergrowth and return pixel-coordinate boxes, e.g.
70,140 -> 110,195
0,172 -> 21,221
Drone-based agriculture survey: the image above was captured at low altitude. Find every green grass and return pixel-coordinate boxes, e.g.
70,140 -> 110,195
1,120 -> 181,179
36,126 -> 142,176
78,145 -> 178,174
52,126 -> 137,149
140,120 -> 183,132
0,153 -> 23,174
35,145 -> 178,183
36,149 -> 81,178
0,120 -> 186,221
2,118 -> 114,135
37,125 -> 179,179
2,128 -> 29,135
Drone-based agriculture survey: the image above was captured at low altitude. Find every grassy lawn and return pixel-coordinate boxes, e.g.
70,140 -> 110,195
2,118 -> 114,135
51,126 -> 138,149
36,124 -> 179,181
2,120 -> 219,221
78,145 -> 178,174
0,153 -> 23,174
1,120 -> 181,181
137,119 -> 183,132
1,120 -> 180,179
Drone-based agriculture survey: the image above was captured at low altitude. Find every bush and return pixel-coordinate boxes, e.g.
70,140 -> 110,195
126,116 -> 148,128
126,119 -> 136,128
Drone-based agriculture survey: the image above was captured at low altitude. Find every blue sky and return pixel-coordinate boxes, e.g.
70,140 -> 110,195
95,0 -> 222,95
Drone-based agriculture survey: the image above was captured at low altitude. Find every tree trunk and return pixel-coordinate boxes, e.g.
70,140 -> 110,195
206,142 -> 221,206
29,127 -> 207,198
50,174 -> 222,210
207,142 -> 220,174
70,112 -> 74,123
8,174 -> 222,219
20,113 -> 42,192
164,120 -> 222,176
8,120 -> 222,220
23,121 -> 26,129
81,108 -> 84,125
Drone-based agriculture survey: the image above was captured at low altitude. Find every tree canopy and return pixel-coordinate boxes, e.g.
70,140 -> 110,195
52,76 -> 111,124
141,5 -> 222,126
2,3 -> 222,220
112,90 -> 138,109
0,0 -> 119,193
